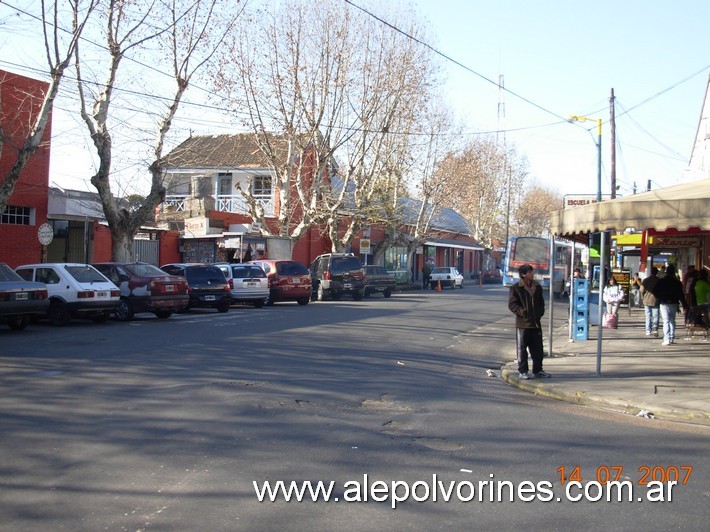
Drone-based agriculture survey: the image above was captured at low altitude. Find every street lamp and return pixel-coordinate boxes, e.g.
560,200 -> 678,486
569,115 -> 602,202
569,114 -> 605,375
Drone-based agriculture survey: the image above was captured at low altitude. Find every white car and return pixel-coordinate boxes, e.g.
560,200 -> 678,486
214,263 -> 270,308
430,267 -> 464,289
15,263 -> 120,325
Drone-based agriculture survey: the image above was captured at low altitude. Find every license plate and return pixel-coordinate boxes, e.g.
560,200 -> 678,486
165,284 -> 175,292
344,283 -> 352,289
15,292 -> 28,301
246,282 -> 258,287
205,295 -> 216,301
96,291 -> 107,297
292,277 -> 300,284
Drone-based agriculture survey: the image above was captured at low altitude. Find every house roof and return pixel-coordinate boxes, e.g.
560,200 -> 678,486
550,179 -> 710,235
162,133 -> 315,169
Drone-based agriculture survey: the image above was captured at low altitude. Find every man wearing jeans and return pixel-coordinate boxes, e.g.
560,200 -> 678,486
640,267 -> 660,337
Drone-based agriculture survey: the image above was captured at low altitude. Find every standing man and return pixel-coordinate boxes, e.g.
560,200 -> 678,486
655,264 -> 688,346
508,264 -> 549,380
422,262 -> 432,290
640,267 -> 661,337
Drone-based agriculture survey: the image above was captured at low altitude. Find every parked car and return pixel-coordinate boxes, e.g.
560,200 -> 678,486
15,263 -> 120,325
482,268 -> 503,284
247,259 -> 311,306
214,263 -> 269,308
430,267 -> 464,289
0,263 -> 49,330
160,263 -> 231,312
309,253 -> 365,301
363,265 -> 396,298
93,262 -> 189,321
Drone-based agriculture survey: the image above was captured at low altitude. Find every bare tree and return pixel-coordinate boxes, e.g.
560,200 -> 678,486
213,0 -> 439,252
438,137 -> 528,247
75,0 -> 243,261
513,184 -> 563,236
0,0 -> 98,215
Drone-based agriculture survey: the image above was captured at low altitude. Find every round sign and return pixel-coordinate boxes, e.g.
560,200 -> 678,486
38,223 -> 54,246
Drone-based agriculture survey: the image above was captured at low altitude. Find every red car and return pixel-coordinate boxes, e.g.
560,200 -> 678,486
94,262 -> 189,320
247,259 -> 311,306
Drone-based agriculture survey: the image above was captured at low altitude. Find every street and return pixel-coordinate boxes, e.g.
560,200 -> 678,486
0,284 -> 707,530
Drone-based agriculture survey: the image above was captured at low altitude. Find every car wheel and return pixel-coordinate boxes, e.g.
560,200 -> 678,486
49,300 -> 70,326
7,316 -> 30,331
114,298 -> 134,321
217,301 -> 230,313
317,284 -> 326,301
331,291 -> 342,300
265,294 -> 275,306
383,288 -> 392,298
296,297 -> 309,306
154,310 -> 173,319
91,313 -> 109,323
253,298 -> 265,308
459,281 -> 464,289
352,291 -> 363,301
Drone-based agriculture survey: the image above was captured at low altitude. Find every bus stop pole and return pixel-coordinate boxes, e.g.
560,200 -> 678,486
596,232 -> 606,376
548,237 -> 554,357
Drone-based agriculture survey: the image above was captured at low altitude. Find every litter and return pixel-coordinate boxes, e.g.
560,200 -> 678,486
636,410 -> 655,419
485,369 -> 499,378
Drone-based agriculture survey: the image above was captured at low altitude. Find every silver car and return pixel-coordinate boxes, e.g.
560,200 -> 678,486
214,263 -> 269,308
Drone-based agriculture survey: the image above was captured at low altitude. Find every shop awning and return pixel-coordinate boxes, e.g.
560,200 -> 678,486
551,179 -> 710,236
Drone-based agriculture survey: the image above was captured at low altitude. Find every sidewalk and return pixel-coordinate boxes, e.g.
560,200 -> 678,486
501,306 -> 710,426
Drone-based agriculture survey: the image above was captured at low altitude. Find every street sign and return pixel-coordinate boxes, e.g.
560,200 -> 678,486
37,223 -> 54,245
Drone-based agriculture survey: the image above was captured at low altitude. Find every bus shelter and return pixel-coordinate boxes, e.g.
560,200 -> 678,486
549,179 -> 710,375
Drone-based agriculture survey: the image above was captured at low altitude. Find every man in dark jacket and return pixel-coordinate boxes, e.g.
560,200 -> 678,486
654,264 -> 688,346
508,264 -> 549,379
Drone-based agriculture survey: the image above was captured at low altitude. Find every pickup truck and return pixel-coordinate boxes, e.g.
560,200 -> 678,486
363,265 -> 396,298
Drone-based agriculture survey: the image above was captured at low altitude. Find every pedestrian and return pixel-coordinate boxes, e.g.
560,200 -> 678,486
654,264 -> 688,346
683,265 -> 697,307
422,262 -> 432,290
603,276 -> 623,318
640,267 -> 660,337
694,269 -> 710,310
630,272 -> 642,308
508,263 -> 549,380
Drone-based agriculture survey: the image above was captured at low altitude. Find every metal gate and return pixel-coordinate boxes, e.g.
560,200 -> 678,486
133,239 -> 159,265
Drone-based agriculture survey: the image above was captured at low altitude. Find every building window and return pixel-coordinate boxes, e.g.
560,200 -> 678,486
218,172 -> 233,196
253,175 -> 271,198
1,205 -> 33,225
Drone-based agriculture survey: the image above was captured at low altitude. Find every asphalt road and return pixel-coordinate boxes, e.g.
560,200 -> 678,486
1,284 -> 707,530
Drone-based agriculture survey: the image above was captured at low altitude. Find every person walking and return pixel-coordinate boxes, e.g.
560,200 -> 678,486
422,262 -> 432,290
630,272 -> 642,308
508,263 -> 549,380
640,267 -> 660,337
654,264 -> 688,346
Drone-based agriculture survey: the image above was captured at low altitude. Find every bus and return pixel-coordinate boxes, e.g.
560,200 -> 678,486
502,236 -> 574,297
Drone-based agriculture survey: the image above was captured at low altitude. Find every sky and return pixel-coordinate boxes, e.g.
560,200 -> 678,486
0,0 -> 708,200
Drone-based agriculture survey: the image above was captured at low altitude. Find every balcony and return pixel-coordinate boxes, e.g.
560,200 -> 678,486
162,194 -> 274,217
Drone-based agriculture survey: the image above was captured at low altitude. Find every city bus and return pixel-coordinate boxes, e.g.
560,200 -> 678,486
502,236 -> 574,297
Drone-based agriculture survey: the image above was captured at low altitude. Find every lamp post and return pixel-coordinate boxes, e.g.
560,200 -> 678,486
569,115 -> 602,202
570,114 -> 605,375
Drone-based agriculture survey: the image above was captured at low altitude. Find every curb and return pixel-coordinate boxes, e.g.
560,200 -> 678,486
500,365 -> 710,427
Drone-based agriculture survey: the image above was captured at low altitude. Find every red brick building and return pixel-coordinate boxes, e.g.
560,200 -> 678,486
0,69 -> 51,268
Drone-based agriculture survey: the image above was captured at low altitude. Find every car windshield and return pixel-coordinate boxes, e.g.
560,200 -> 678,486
276,261 -> 308,276
66,265 -> 109,283
124,263 -> 166,277
231,266 -> 266,279
0,263 -> 23,281
432,268 -> 451,274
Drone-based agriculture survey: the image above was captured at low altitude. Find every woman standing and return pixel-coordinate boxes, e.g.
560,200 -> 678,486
654,264 -> 688,346
603,276 -> 623,318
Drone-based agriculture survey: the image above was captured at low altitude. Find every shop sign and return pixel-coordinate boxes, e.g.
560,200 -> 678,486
648,235 -> 700,247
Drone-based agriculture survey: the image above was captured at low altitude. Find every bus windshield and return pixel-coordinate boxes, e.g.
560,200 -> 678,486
512,237 -> 548,266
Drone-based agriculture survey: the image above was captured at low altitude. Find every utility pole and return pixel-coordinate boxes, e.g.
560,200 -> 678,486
610,88 -> 616,199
